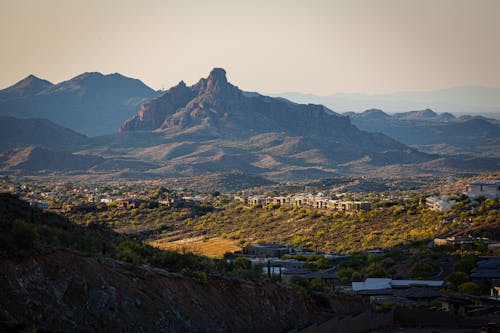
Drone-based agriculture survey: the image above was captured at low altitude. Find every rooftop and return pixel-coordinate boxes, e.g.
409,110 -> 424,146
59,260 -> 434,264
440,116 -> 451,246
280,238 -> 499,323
469,179 -> 500,186
352,278 -> 444,292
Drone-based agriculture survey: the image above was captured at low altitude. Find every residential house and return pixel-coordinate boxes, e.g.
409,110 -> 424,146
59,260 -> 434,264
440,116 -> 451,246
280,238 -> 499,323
426,196 -> 456,211
467,180 -> 500,199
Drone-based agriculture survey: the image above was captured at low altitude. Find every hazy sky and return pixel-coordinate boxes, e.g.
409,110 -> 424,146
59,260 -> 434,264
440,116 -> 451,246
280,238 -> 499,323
1,0 -> 499,94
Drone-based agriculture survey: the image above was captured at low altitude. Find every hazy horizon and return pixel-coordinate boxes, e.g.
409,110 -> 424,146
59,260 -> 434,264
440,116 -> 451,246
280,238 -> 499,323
1,0 -> 500,95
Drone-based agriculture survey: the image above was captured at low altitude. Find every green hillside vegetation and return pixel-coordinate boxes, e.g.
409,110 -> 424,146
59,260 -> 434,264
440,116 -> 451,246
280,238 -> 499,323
0,193 -> 263,283
64,194 -> 499,254
173,200 -> 448,253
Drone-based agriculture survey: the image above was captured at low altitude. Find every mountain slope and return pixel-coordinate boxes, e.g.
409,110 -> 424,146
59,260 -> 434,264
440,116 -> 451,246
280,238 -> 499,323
0,146 -> 156,174
116,68 -> 433,178
0,146 -> 105,172
0,72 -> 159,136
0,116 -> 88,150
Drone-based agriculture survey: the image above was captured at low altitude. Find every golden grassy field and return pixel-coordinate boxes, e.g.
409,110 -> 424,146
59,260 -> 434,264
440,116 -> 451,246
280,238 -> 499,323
149,236 -> 241,258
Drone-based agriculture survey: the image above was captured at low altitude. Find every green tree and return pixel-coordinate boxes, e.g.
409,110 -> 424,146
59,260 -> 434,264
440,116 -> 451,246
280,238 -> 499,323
364,263 -> 387,278
458,282 -> 481,295
410,262 -> 436,279
446,272 -> 469,288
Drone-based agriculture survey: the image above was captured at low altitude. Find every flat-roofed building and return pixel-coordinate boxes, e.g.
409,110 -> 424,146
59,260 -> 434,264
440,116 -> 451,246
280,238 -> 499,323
467,179 -> 500,199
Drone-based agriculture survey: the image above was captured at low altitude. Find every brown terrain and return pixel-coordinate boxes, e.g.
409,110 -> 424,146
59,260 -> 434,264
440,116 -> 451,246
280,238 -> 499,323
0,249 -> 325,332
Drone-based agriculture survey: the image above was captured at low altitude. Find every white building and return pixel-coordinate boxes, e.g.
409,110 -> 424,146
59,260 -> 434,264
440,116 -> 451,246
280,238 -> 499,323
352,278 -> 444,293
426,196 -> 456,211
467,180 -> 500,199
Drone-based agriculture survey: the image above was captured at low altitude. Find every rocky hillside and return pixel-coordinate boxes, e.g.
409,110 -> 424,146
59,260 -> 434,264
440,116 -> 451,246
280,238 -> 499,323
0,193 -> 335,332
114,68 -> 435,179
0,250 -> 320,332
0,73 -> 159,136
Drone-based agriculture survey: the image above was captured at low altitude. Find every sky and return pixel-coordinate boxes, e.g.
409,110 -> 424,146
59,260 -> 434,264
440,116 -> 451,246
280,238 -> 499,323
1,0 -> 500,95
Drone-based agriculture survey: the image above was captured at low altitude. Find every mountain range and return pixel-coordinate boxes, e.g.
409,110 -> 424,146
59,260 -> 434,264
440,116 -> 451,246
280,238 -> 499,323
275,86 -> 500,119
345,109 -> 500,158
0,73 -> 158,136
0,68 -> 498,179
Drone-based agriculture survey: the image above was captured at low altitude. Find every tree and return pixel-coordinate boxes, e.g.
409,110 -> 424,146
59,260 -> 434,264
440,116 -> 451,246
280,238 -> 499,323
364,263 -> 387,278
410,262 -> 436,279
338,268 -> 357,282
458,282 -> 481,295
446,272 -> 469,288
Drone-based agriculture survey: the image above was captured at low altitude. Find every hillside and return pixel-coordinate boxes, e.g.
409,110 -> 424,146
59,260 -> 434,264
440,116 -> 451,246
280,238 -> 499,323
0,116 -> 89,150
0,72 -> 159,136
0,146 -> 156,175
0,193 -> 335,332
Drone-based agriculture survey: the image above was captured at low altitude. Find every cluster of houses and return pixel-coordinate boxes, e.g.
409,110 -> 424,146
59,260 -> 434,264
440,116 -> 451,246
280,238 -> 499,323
241,243 -> 341,288
237,193 -> 372,212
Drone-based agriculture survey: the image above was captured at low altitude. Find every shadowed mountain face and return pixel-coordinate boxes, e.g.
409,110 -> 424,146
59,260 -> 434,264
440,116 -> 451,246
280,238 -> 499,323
118,68 -> 432,178
0,116 -> 88,151
346,109 -> 500,158
122,68 -> 353,137
0,73 -> 159,136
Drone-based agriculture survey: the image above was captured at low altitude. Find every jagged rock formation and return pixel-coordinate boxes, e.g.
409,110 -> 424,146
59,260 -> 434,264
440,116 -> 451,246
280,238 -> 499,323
117,68 -> 432,179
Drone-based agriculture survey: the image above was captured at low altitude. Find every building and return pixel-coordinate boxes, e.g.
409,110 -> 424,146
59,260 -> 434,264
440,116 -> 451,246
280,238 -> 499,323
242,193 -> 372,212
467,180 -> 500,199
352,278 -> 444,295
434,236 -> 494,246
470,257 -> 500,281
426,196 -> 456,211
243,243 -> 298,258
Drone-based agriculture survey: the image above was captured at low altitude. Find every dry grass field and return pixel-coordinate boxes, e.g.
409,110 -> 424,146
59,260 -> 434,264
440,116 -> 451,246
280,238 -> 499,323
149,236 -> 241,258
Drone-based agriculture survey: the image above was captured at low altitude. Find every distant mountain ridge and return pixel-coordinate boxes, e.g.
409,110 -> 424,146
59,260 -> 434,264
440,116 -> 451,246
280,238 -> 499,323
275,86 -> 500,119
346,109 -> 500,158
0,72 -> 159,136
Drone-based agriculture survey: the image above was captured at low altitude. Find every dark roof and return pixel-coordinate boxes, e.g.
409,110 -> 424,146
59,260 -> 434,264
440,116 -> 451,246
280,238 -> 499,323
470,270 -> 500,279
355,288 -> 394,296
394,287 -> 442,299
476,258 -> 500,269
282,268 -> 311,275
303,272 -> 339,280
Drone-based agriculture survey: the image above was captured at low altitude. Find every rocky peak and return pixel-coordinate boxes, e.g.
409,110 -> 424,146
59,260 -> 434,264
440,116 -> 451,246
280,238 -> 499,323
207,68 -> 228,86
203,68 -> 239,98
